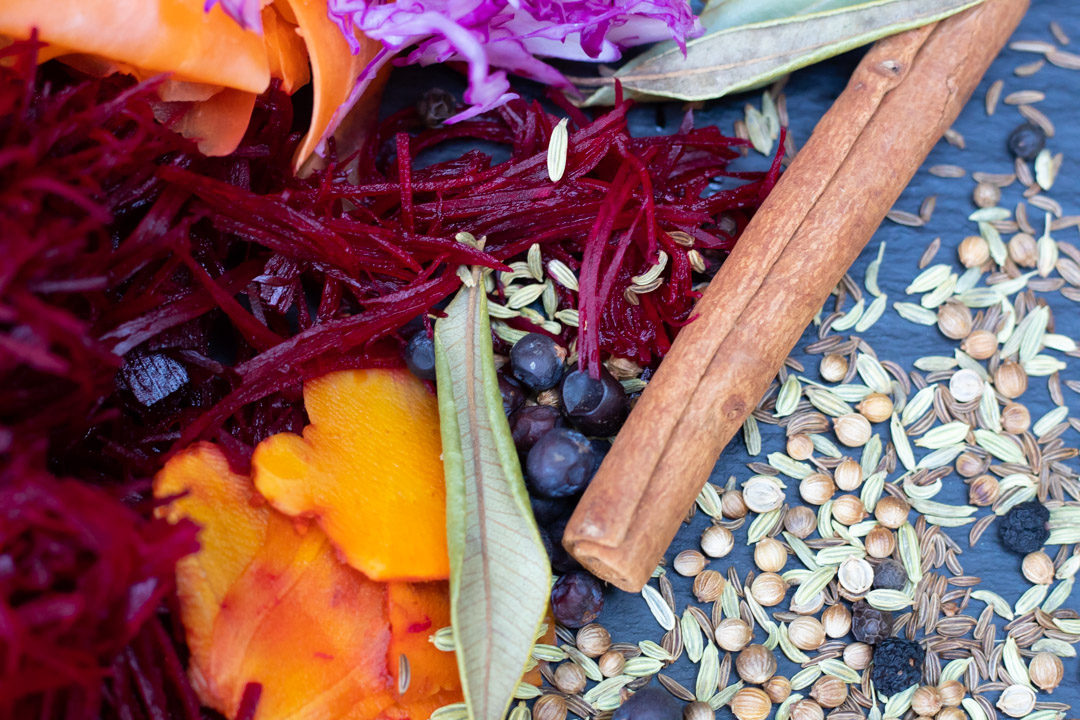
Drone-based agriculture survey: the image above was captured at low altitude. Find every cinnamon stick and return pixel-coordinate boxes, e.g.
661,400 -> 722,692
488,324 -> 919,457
563,0 -> 1029,592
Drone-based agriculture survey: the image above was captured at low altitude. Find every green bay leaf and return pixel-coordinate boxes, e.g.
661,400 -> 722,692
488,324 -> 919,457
581,0 -> 982,105
434,271 -> 552,720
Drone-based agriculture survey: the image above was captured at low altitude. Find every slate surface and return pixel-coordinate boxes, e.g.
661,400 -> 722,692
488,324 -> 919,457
384,1 -> 1080,714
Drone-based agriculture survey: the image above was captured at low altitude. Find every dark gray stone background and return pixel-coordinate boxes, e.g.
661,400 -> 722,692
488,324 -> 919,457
384,0 -> 1079,714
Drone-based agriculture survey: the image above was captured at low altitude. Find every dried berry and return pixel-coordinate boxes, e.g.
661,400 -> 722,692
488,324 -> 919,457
1007,122 -> 1046,160
404,332 -> 437,380
613,687 -> 681,720
550,571 -> 604,628
872,559 -> 908,590
871,638 -> 924,696
851,601 -> 893,645
999,501 -> 1050,554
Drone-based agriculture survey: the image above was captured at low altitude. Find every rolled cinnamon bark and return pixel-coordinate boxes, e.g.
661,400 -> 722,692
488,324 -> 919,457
563,0 -> 1029,592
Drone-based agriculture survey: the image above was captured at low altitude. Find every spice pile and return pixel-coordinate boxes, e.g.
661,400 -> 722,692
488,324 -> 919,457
513,14 -> 1079,720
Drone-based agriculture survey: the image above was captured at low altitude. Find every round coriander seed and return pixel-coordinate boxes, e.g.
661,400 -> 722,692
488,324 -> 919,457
1028,652 -> 1063,692
784,505 -> 817,538
954,451 -> 986,478
834,458 -> 863,492
937,680 -> 965,707
1001,402 -> 1031,433
736,645 -> 777,684
787,616 -> 825,651
961,329 -> 998,360
701,525 -> 734,558
715,618 -> 753,652
972,181 -> 1001,208
763,676 -> 792,704
598,650 -> 625,677
684,701 -> 715,720
958,235 -> 989,268
790,699 -> 824,720
576,624 -> 611,658
948,368 -> 983,403
1008,233 -> 1038,268
911,686 -> 942,716
938,708 -> 966,720
722,490 -> 748,519
865,525 -> 896,558
809,676 -> 848,709
838,556 -> 874,595
799,473 -> 835,505
693,569 -> 726,602
994,361 -> 1028,399
834,413 -> 872,447
832,494 -> 866,526
789,590 -> 825,616
822,603 -> 852,638
553,661 -> 587,694
820,354 -> 848,383
750,572 -> 787,607
673,549 -> 707,577
754,537 -> 788,573
874,496 -> 910,529
730,688 -> 771,720
1022,551 -> 1055,585
534,695 -> 569,720
743,476 -> 786,513
842,641 -> 872,670
856,393 -> 893,424
937,302 -> 973,340
787,433 -> 815,461
996,684 -> 1036,718
968,474 -> 1000,507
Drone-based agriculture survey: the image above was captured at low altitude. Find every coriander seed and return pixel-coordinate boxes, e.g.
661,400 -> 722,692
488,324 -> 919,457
995,361 -> 1028,398
937,301 -> 973,340
790,699 -> 824,720
996,684 -> 1036,718
961,329 -> 998,360
822,603 -> 852,638
832,494 -> 866,526
1008,232 -> 1039,267
534,694 -> 568,720
937,708 -> 966,720
799,473 -> 835,505
693,569 -> 726,602
701,525 -> 734,558
722,490 -> 748,519
673,549 -> 707,577
754,537 -> 788,573
834,413 -> 872,447
1028,652 -> 1063,692
787,616 -> 825,651
763,676 -> 792,704
736,645 -> 777,684
948,368 -> 983,403
838,556 -> 874,595
972,181 -> 1001,207
865,525 -> 896,558
856,393 -> 894,423
958,235 -> 990,268
743,476 -> 786,513
954,451 -> 985,478
834,458 -> 863,492
730,688 -> 771,720
684,701 -> 715,720
750,572 -> 788,607
1022,550 -> 1055,585
598,650 -> 625,677
576,623 -> 611,658
937,680 -> 964,707
842,641 -> 872,670
911,686 -> 942,716
1001,402 -> 1031,433
820,354 -> 848,383
968,474 -> 1000,506
784,505 -> 817,538
553,661 -> 587,694
715,618 -> 753,652
787,433 -> 815,461
809,676 -> 847,709
874,496 -> 910,529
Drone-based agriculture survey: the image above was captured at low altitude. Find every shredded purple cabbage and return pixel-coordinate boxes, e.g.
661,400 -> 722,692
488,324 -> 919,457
328,0 -> 698,120
205,0 -> 264,32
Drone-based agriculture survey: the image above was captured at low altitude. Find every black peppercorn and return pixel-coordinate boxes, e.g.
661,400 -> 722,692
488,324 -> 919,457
999,500 -> 1050,554
1007,122 -> 1046,160
873,559 -> 908,591
851,600 -> 893,645
871,638 -> 925,696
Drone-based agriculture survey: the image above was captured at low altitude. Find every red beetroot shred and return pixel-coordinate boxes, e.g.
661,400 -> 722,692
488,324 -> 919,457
0,39 -> 781,719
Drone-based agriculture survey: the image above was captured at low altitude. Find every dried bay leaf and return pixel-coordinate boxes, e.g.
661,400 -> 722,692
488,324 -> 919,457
581,0 -> 982,105
434,269 -> 552,720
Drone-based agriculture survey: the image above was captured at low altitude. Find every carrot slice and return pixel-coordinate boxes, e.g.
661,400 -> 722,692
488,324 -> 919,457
0,0 -> 271,92
252,368 -> 450,582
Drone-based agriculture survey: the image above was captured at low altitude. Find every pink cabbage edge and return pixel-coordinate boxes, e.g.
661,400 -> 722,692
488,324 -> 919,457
206,0 -> 698,124
328,0 -> 699,121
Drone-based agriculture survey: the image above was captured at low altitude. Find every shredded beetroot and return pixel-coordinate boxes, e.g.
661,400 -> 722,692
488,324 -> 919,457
0,38 -> 780,718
